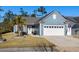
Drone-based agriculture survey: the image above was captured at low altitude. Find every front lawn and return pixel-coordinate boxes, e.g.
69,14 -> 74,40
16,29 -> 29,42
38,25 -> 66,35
0,32 -> 54,48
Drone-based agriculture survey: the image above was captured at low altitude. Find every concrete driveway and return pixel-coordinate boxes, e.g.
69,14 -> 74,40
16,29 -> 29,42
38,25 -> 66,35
45,36 -> 79,51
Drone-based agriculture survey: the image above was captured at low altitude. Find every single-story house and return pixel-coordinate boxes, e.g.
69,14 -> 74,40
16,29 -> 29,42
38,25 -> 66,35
13,10 -> 79,36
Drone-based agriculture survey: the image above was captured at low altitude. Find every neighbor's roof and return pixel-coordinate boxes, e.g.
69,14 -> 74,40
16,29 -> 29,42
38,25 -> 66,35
64,16 -> 78,23
72,24 -> 79,28
73,17 -> 79,23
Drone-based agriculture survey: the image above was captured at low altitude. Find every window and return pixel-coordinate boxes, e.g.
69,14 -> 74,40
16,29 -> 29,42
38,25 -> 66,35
53,14 -> 56,19
58,26 -> 63,28
61,26 -> 63,28
44,26 -> 64,28
49,26 -> 51,28
52,26 -> 53,28
54,26 -> 56,28
44,26 -> 46,28
57,26 -> 58,28
47,26 -> 48,28
59,26 -> 61,28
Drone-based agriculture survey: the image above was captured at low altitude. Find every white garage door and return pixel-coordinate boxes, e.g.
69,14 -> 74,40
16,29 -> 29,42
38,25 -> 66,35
43,25 -> 64,36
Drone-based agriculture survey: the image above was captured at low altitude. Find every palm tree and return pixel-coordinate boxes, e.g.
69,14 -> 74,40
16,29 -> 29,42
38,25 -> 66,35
14,15 -> 26,36
37,6 -> 47,16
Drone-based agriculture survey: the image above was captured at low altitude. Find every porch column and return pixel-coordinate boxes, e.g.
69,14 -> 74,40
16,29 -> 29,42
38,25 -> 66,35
66,24 -> 72,36
39,23 -> 42,36
13,25 -> 18,33
23,25 -> 27,33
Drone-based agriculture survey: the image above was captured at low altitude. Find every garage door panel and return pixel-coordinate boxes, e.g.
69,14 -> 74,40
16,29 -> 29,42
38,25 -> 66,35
43,25 -> 64,36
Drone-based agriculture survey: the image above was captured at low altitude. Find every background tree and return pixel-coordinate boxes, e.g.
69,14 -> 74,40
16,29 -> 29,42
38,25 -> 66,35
31,14 -> 36,17
31,9 -> 38,17
0,7 -> 4,39
20,8 -> 28,16
0,27 -> 3,39
37,6 -> 47,16
31,10 -> 37,17
3,10 -> 15,32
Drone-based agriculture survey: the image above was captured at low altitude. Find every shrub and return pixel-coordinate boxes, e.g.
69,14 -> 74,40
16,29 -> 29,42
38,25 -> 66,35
3,39 -> 7,41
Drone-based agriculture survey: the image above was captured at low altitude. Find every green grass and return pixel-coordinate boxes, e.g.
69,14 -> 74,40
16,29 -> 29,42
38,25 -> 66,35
0,32 -> 54,48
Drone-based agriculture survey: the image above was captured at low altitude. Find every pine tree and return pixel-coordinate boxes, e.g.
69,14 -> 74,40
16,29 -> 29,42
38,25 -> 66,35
37,6 -> 47,16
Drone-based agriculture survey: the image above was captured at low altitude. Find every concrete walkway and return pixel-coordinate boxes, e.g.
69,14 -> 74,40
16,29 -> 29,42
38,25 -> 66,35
45,36 -> 79,51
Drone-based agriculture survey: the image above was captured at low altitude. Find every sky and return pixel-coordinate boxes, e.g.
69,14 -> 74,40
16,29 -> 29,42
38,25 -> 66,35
0,6 -> 79,22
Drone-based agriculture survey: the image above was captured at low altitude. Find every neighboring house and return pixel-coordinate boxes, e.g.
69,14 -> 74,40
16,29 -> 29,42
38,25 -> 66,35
13,10 -> 79,36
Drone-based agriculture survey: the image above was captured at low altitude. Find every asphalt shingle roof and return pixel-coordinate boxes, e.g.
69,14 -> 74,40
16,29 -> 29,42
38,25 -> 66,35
72,24 -> 79,28
22,17 -> 39,25
64,16 -> 78,23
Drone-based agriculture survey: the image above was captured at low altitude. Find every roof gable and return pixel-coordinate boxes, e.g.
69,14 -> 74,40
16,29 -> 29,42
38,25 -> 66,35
38,10 -> 67,25
38,10 -> 79,24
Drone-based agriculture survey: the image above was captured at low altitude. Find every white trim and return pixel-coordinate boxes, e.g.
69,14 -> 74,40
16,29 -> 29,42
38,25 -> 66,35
39,23 -> 42,35
66,24 -> 72,36
67,27 -> 72,36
